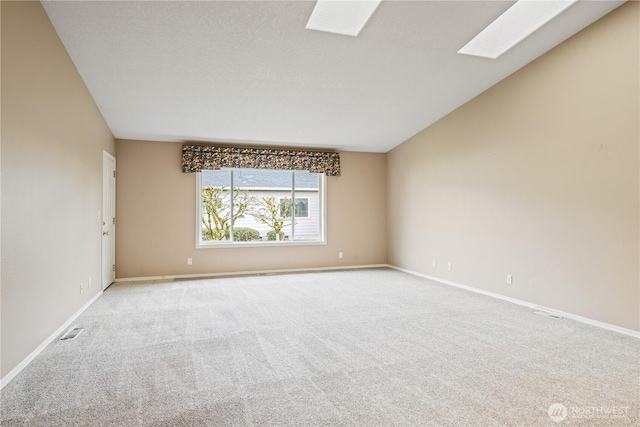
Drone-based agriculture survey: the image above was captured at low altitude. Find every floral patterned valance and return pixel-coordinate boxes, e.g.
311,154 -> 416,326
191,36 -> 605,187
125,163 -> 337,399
181,144 -> 341,176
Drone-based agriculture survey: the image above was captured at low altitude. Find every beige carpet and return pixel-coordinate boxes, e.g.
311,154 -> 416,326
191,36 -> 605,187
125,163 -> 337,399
1,268 -> 638,426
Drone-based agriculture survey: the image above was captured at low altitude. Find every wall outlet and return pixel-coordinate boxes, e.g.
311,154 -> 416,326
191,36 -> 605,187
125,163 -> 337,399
338,252 -> 343,259
187,258 -> 193,265
80,283 -> 84,294
507,274 -> 513,285
432,259 -> 436,268
447,262 -> 452,271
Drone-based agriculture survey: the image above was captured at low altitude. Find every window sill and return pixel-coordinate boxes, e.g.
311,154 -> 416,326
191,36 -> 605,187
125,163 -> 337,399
196,240 -> 327,249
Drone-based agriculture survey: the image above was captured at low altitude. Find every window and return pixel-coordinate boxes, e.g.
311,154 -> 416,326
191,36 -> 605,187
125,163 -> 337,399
279,198 -> 309,218
197,169 -> 325,247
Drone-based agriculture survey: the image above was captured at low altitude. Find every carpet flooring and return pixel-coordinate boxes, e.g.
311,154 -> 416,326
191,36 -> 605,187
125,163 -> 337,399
1,268 -> 638,426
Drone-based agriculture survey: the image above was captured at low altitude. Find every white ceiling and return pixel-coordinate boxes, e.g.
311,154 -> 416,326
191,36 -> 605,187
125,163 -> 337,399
42,0 -> 624,153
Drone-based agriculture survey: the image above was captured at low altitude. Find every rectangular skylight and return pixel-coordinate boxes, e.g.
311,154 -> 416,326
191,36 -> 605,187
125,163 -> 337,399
306,0 -> 382,37
458,0 -> 579,59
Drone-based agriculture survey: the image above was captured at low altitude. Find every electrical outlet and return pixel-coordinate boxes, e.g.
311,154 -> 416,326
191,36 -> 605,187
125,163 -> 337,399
432,259 -> 436,268
80,283 -> 84,294
447,262 -> 452,271
507,274 -> 513,285
187,258 -> 193,265
338,252 -> 343,259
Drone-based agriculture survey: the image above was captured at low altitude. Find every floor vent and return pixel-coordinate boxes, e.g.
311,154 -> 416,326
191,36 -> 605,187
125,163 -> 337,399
60,327 -> 84,340
533,310 -> 563,319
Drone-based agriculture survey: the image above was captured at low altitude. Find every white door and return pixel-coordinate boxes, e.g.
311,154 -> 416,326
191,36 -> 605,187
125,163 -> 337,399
102,152 -> 116,289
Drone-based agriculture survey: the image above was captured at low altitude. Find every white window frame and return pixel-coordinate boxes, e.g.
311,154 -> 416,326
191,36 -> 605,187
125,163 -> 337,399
196,170 -> 326,248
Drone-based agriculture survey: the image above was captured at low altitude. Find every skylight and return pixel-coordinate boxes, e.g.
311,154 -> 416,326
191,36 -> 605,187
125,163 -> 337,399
458,0 -> 579,59
306,0 -> 382,37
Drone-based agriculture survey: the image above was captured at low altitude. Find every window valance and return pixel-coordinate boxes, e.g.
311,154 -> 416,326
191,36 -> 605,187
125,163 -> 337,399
181,144 -> 341,176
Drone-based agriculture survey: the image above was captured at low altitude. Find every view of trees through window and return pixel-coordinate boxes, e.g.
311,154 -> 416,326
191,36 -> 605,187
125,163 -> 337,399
199,169 -> 323,244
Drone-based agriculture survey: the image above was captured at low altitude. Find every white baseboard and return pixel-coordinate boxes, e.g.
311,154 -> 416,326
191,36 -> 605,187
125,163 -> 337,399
115,264 -> 389,282
388,265 -> 640,340
0,290 -> 104,390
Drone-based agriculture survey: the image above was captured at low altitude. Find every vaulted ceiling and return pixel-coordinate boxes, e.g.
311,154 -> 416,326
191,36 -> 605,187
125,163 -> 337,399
42,1 -> 624,152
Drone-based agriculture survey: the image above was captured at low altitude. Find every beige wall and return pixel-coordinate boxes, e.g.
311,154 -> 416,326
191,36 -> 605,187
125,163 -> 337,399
388,3 -> 639,332
115,140 -> 387,278
1,1 -> 116,377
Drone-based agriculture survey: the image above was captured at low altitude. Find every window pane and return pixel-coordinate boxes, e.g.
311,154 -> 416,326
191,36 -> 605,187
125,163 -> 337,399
280,198 -> 309,218
200,170 -> 232,241
202,169 -> 230,187
295,198 -> 309,217
236,169 -> 292,241
230,170 -> 263,241
294,171 -> 320,241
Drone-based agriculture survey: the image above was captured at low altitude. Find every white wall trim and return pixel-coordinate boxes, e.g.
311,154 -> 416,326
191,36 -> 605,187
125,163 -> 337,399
115,264 -> 389,282
0,290 -> 104,390
388,265 -> 640,340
